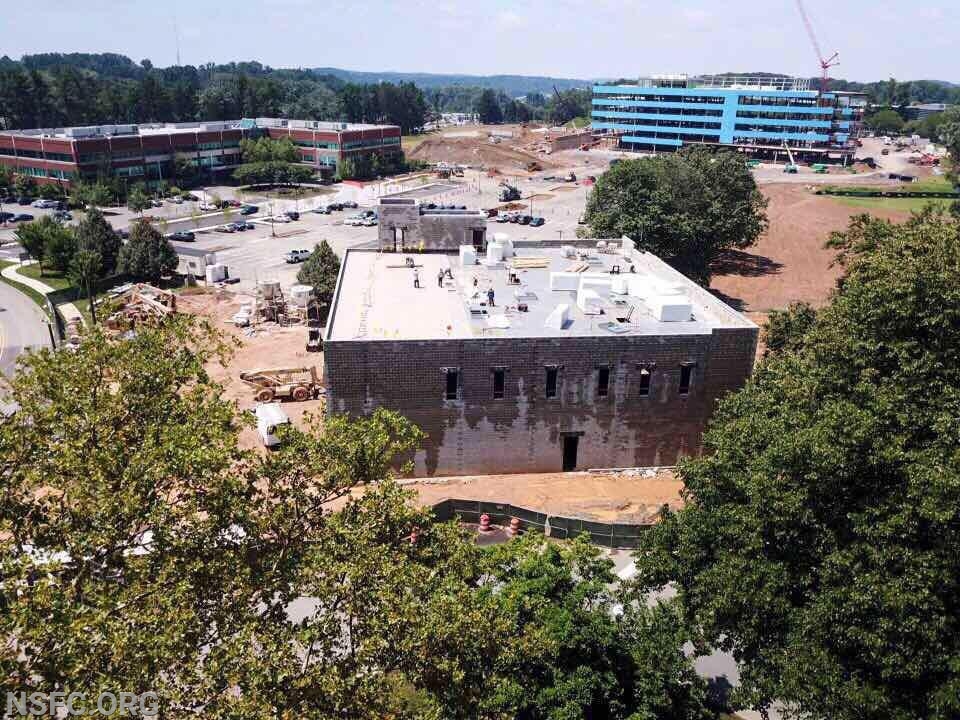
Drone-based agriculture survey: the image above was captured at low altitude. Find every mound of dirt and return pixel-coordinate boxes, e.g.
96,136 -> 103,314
409,135 -> 560,173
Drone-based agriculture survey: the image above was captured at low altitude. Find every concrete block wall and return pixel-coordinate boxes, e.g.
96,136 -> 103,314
378,202 -> 487,252
324,326 -> 758,477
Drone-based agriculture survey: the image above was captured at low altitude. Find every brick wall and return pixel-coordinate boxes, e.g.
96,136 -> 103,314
378,205 -> 487,251
324,326 -> 757,476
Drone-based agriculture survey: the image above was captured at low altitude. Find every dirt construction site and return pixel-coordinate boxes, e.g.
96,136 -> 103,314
166,129 -> 932,527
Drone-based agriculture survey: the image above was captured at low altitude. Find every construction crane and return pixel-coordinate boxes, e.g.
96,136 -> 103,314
795,0 -> 839,93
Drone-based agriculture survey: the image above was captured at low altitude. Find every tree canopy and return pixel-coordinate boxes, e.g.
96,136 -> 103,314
0,318 -> 715,720
864,108 -> 904,133
633,209 -> 960,719
582,147 -> 769,285
117,219 -> 178,282
297,240 -> 341,318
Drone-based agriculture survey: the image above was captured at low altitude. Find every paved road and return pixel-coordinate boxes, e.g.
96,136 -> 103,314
0,280 -> 51,377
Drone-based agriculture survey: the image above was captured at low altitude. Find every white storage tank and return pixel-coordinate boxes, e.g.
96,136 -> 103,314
289,284 -> 314,308
259,279 -> 281,299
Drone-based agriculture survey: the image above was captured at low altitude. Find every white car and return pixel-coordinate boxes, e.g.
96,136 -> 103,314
32,199 -> 58,208
269,215 -> 292,224
285,249 -> 311,263
344,214 -> 364,226
199,203 -> 218,211
361,217 -> 377,226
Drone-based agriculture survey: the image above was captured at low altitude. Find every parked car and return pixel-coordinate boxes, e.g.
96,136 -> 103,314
32,198 -> 58,208
312,205 -> 331,214
494,214 -> 510,223
229,221 -> 251,232
326,202 -> 343,211
341,200 -> 358,209
344,214 -> 364,226
227,199 -> 242,207
215,224 -> 236,233
167,196 -> 184,204
529,216 -> 545,227
53,211 -> 73,222
508,213 -> 521,223
170,231 -> 195,242
283,210 -> 300,220
361,217 -> 377,226
199,202 -> 218,212
183,193 -> 200,201
12,213 -> 34,222
239,205 -> 258,215
269,215 -> 292,224
0,211 -> 15,223
519,215 -> 532,225
150,199 -> 163,208
285,249 -> 311,263
18,196 -> 34,205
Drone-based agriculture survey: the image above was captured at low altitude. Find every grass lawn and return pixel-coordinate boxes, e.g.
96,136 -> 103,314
830,195 -> 955,213
0,261 -> 49,309
824,175 -> 957,213
11,263 -> 102,326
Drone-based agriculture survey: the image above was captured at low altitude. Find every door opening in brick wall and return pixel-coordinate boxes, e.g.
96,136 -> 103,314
472,228 -> 486,252
562,435 -> 579,471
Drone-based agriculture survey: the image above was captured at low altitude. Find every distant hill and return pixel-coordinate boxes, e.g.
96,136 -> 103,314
312,68 -> 591,96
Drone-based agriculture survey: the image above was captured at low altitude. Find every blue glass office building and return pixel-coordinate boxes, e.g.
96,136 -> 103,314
592,75 -> 865,161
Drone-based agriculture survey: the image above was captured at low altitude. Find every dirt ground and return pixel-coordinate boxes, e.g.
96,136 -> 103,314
710,183 -> 911,314
409,124 -> 563,173
176,289 -> 324,449
406,469 -> 683,524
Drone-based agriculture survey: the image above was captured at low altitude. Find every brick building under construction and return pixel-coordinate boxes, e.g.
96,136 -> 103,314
323,234 -> 758,477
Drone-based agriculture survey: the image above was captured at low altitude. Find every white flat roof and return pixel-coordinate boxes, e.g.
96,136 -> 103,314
326,243 -> 755,342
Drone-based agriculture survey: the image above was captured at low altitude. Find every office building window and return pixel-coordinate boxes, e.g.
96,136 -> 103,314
638,368 -> 652,397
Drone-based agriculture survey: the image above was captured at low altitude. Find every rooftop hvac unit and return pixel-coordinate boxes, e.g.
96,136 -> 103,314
544,304 -> 571,330
259,279 -> 281,299
459,245 -> 477,267
550,272 -> 580,292
577,288 -> 603,315
650,295 -> 693,322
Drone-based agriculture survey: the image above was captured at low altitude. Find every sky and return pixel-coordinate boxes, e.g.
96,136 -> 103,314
4,0 -> 958,82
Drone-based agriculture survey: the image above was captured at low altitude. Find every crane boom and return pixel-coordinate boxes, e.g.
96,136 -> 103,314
795,0 -> 839,92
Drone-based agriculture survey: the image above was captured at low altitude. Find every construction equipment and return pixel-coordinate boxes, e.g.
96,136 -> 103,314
796,0 -> 839,92
782,142 -> 798,174
812,163 -> 828,174
498,182 -> 521,202
239,366 -> 321,403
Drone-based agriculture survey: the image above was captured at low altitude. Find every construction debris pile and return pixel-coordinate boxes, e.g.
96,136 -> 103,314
104,284 -> 177,331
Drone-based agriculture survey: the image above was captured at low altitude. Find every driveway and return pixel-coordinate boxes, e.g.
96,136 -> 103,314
0,280 -> 51,377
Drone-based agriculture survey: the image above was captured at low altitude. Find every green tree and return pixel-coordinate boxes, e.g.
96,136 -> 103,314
68,248 -> 103,323
865,108 -> 905,133
126,183 -> 151,215
82,182 -> 113,208
14,215 -> 73,275
475,89 -> 503,124
633,210 -> 960,719
12,174 -> 35,198
74,206 -> 121,274
0,319 -> 251,710
762,301 -> 816,357
582,146 -> 769,285
117,220 -> 178,282
296,240 -> 341,318
476,535 -> 713,720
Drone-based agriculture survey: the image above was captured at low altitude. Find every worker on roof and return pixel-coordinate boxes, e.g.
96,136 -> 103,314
437,269 -> 445,288
413,269 -> 420,289
487,288 -> 495,307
